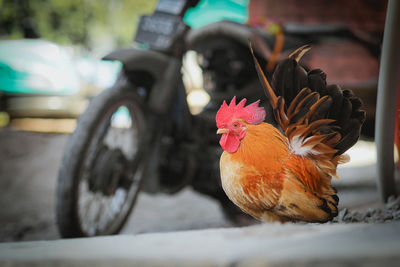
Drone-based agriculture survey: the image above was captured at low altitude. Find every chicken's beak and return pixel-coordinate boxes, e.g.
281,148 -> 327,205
217,128 -> 228,134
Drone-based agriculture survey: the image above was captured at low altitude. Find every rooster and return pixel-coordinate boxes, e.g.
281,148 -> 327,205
216,45 -> 365,223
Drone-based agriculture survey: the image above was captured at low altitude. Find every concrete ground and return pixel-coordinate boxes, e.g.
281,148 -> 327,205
0,221 -> 399,266
0,128 -> 399,266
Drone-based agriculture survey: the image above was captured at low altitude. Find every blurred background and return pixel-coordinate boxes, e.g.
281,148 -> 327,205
0,0 -> 386,131
0,0 -> 391,242
0,0 -> 158,132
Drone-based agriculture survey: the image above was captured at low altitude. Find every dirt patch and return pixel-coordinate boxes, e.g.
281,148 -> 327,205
0,128 -> 229,242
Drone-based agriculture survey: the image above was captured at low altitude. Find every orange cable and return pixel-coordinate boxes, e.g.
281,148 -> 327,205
266,31 -> 284,72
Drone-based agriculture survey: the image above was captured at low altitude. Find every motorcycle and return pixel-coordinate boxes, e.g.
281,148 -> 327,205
56,0 -> 381,237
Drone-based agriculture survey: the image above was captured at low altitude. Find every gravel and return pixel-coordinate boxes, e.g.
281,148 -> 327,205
333,195 -> 400,223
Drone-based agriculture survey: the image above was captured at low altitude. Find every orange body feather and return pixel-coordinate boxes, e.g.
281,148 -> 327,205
220,123 -> 340,222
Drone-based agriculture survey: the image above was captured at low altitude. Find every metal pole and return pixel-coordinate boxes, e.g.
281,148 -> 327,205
375,0 -> 400,202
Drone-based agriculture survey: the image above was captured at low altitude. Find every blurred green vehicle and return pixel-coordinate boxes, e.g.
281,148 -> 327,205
0,39 -> 121,118
0,39 -> 83,118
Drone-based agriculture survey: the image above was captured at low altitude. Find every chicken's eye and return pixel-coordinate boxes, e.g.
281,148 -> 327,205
233,122 -> 239,128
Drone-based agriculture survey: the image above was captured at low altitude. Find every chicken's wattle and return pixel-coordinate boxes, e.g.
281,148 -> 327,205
219,130 -> 246,153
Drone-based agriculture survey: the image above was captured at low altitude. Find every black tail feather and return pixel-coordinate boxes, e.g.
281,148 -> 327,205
267,49 -> 365,155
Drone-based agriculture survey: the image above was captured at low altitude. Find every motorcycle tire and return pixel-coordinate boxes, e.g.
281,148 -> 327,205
56,77 -> 146,238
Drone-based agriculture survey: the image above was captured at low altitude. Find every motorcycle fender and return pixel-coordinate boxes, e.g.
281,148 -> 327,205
103,47 -> 170,83
103,48 -> 182,113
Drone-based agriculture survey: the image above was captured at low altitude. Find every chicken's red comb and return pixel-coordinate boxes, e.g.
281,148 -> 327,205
216,96 -> 266,128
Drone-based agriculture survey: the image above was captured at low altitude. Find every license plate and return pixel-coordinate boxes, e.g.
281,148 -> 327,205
134,13 -> 185,51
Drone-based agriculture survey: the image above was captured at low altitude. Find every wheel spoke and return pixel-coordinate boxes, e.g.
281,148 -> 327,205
93,194 -> 105,226
75,101 -> 145,236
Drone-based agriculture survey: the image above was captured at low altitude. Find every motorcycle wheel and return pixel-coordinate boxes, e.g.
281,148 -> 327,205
56,78 -> 146,238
